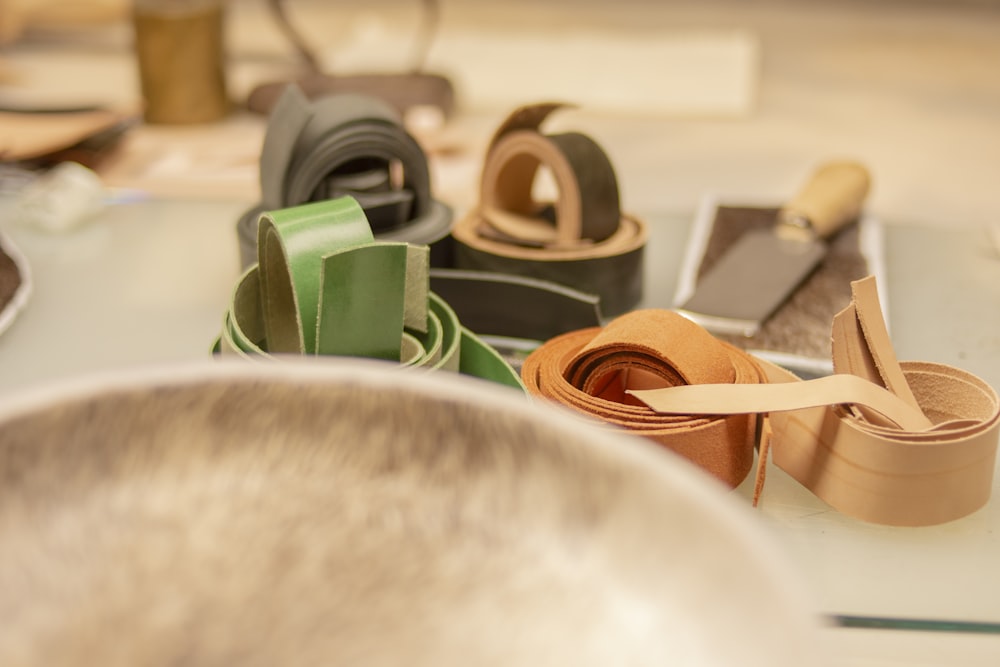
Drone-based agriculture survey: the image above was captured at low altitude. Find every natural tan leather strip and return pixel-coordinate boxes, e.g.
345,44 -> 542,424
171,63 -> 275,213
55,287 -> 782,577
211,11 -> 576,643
522,309 -> 766,488
451,102 -> 647,316
623,276 -> 998,526
630,374 -> 932,432
834,277 -> 922,412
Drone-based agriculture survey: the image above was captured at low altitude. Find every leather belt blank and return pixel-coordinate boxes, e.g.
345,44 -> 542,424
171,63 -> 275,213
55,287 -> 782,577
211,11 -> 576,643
524,277 -> 999,526
450,102 -> 648,317
218,196 -> 524,390
237,85 -> 454,269
427,268 -> 601,344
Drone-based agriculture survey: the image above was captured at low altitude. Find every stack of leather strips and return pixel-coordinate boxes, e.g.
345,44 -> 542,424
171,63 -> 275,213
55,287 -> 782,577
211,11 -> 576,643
216,196 -> 524,390
235,89 -> 606,356
236,85 -> 455,269
524,277 -> 999,526
450,102 -> 648,317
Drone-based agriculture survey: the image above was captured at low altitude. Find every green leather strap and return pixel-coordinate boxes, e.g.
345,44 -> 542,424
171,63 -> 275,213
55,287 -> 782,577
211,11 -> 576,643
216,196 -> 524,391
257,198 -> 377,354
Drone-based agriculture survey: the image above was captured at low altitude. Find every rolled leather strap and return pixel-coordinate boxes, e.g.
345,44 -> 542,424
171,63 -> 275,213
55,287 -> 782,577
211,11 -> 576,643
217,196 -> 524,390
521,309 -> 767,488
629,276 -> 999,527
237,85 -> 453,270
450,102 -> 647,317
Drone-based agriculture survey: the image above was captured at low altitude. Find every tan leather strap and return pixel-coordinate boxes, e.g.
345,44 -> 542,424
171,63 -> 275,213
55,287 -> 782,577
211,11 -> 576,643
638,374 -> 931,432
521,309 -> 767,488
628,276 -> 999,526
450,102 -> 647,316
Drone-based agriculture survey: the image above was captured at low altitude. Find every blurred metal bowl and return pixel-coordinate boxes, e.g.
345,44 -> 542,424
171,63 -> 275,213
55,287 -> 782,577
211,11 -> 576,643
0,359 -> 821,666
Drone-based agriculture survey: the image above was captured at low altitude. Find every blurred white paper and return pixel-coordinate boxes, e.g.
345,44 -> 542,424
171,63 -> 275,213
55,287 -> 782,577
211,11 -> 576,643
425,28 -> 759,116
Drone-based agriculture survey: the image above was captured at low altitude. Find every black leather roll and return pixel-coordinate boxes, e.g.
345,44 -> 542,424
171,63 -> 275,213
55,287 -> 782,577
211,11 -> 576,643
428,268 -> 602,342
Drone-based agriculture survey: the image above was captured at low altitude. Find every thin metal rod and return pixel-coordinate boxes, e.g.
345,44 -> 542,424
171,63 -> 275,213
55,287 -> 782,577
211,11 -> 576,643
831,614 -> 1000,635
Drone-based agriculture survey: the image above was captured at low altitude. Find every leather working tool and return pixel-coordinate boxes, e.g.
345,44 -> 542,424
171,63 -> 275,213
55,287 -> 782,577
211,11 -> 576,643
524,277 -> 999,525
629,277 -> 1000,527
673,196 -> 877,377
236,85 -> 454,270
450,102 -> 648,317
677,161 -> 872,338
217,196 -> 524,390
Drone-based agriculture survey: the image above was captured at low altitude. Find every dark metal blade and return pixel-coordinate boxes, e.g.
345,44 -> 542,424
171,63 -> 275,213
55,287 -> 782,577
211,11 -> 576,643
677,229 -> 827,337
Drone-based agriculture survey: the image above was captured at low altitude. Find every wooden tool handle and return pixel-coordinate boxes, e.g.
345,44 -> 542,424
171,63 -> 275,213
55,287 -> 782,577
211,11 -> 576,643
779,161 -> 872,239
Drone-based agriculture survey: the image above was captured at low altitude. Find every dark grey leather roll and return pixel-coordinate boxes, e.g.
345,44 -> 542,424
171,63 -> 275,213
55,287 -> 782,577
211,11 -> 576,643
237,85 -> 453,270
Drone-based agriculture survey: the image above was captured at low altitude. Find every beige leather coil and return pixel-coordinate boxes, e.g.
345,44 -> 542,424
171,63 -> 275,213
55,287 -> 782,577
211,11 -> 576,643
525,276 -> 999,526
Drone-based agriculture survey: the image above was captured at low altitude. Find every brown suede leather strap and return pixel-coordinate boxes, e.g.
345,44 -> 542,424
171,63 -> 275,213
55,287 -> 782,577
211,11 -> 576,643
521,309 -> 767,488
450,102 -> 647,317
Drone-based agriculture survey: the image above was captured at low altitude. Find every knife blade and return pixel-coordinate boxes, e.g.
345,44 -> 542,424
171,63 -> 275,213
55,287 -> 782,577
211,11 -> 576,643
677,160 -> 871,337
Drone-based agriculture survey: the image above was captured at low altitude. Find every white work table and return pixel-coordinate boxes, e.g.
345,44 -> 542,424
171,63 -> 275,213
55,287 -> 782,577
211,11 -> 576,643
2,1 -> 1000,664
2,197 -> 998,665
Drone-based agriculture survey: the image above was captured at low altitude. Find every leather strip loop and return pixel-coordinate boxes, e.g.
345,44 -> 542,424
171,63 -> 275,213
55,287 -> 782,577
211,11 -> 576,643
257,198 -> 376,355
522,309 -> 766,488
480,130 -> 619,246
451,102 -> 647,316
217,196 -> 524,391
237,85 -> 453,270
629,277 -> 999,526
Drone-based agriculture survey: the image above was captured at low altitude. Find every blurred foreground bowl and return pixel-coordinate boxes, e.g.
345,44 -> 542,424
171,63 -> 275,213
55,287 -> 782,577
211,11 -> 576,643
0,359 -> 820,666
